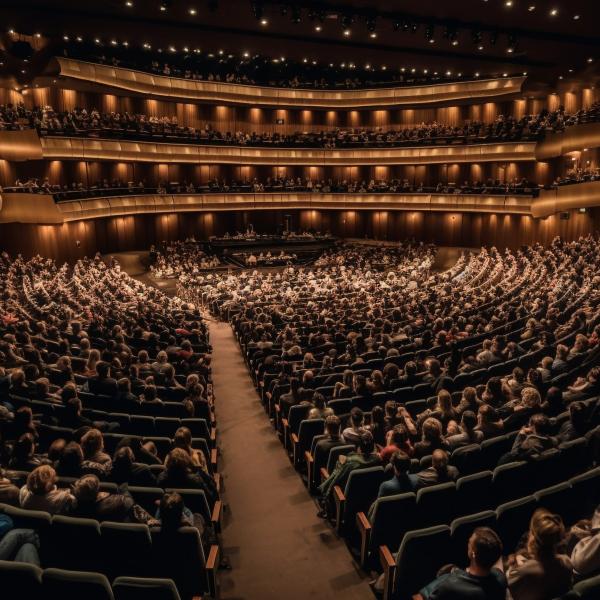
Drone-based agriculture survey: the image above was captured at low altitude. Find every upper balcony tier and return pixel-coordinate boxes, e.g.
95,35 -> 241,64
51,58 -> 527,110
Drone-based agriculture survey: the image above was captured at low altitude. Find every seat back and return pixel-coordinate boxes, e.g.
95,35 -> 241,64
100,522 -> 153,579
393,525 -> 452,599
325,445 -> 354,474
369,492 -> 417,554
342,466 -> 385,537
492,461 -> 528,504
450,444 -> 482,476
42,568 -> 114,600
49,515 -> 102,571
0,559 -> 43,596
495,495 -> 538,552
455,471 -> 493,515
113,576 -> 182,600
416,482 -> 456,527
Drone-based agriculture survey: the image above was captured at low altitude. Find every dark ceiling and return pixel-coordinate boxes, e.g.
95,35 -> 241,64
2,0 -> 600,85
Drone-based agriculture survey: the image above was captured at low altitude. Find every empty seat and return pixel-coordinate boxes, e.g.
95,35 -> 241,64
496,495 -> 538,552
455,471 -> 493,515
492,461 -> 527,504
113,576 -> 182,600
100,522 -> 153,578
416,482 -> 456,527
534,482 -> 576,526
49,515 -> 102,571
0,559 -> 43,596
42,568 -> 114,600
450,444 -> 482,476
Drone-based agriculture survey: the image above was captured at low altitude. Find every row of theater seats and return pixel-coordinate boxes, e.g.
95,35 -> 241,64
0,561 -> 199,600
377,466 -> 600,600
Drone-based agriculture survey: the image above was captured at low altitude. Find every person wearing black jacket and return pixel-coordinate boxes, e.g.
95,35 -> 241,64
69,474 -> 135,522
110,446 -> 157,487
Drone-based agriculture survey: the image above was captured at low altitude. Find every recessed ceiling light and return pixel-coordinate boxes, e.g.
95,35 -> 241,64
63,35 -> 69,41
218,49 -> 223,55
95,38 -> 101,43
559,75 -> 563,79
111,39 -> 118,45
243,51 -> 249,58
369,32 -> 377,38
8,29 -> 15,34
452,40 -> 458,46
505,0 -> 513,6
503,72 -> 508,76
550,8 -> 558,16
302,57 -> 307,63
478,45 -> 484,50
315,25 -> 322,32
381,65 -> 387,70
528,5 -> 536,11
573,14 -> 580,20
125,0 -> 133,6
365,63 -> 371,69
475,72 -> 480,77
423,69 -> 428,74
260,18 -> 268,25
189,8 -> 197,15
34,32 -> 41,38
429,38 -> 435,44
587,57 -> 594,63
343,29 -> 351,36
76,36 -> 82,41
507,47 -> 514,53
411,68 -> 416,73
446,70 -> 451,75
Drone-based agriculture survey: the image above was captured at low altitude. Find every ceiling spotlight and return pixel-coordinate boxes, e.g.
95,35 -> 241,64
573,14 -> 580,20
76,36 -> 82,41
243,51 -> 249,57
63,35 -> 69,41
429,38 -> 435,43
528,5 -> 535,10
475,72 -> 480,77
218,49 -> 223,54
302,57 -> 307,63
478,45 -> 484,50
587,57 -> 594,63
260,18 -> 268,25
550,8 -> 558,16
111,39 -> 118,45
94,38 -> 101,43
7,29 -> 15,34
189,8 -> 196,15
125,0 -> 133,6
343,29 -> 351,36
370,32 -> 377,38
507,47 -> 513,53
159,1 -> 170,11
523,71 -> 527,75
503,72 -> 508,77
169,45 -> 176,52
143,42 -> 151,49
382,65 -> 387,70
446,70 -> 451,76
123,41 -> 129,46
314,25 -> 322,31
34,32 -> 41,38
452,39 -> 458,46
505,0 -> 513,6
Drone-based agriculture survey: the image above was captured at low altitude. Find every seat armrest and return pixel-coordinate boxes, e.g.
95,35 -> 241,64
206,544 -> 220,598
320,467 -> 329,482
213,472 -> 221,494
210,427 -> 217,447
211,448 -> 218,471
333,485 -> 346,533
356,511 -> 372,568
305,451 -> 314,489
211,499 -> 222,532
379,545 -> 396,600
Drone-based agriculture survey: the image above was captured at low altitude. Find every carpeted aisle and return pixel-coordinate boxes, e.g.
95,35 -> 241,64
209,320 -> 372,600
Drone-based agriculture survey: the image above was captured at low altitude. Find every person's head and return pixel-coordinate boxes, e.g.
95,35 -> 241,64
48,438 -> 66,462
72,474 -> 100,505
461,410 -> 477,432
431,448 -> 449,472
12,433 -> 35,461
371,405 -> 384,425
160,491 -> 185,531
34,377 -> 50,397
390,450 -> 411,477
545,386 -> 563,408
390,424 -> 408,447
58,442 -> 83,473
478,404 -> 499,425
468,527 -> 503,572
404,361 -> 417,376
462,386 -> 477,406
143,384 -> 157,401
61,382 -> 78,402
81,428 -> 104,459
165,447 -> 193,474
26,465 -> 57,495
556,344 -> 569,360
66,397 -> 82,418
96,361 -> 110,378
173,426 -> 193,450
325,414 -> 341,437
521,387 -> 541,409
541,356 -> 553,370
529,413 -> 551,436
527,508 -> 565,562
113,445 -> 135,471
350,407 -> 364,428
358,430 -> 375,455
312,392 -> 326,410
117,378 -> 131,393
437,389 -> 452,413
422,417 -> 443,442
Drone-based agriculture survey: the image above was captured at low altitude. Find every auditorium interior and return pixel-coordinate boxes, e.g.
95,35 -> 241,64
2,1 -> 600,599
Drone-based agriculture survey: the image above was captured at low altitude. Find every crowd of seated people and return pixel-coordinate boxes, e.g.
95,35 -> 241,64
63,42 -> 501,90
1,176 -> 541,200
0,253 -> 224,594
150,241 -> 221,279
4,102 -> 600,145
180,238 -> 600,598
32,106 -> 547,145
553,166 -> 600,187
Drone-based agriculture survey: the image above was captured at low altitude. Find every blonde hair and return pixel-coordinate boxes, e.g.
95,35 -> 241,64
27,465 -> 56,495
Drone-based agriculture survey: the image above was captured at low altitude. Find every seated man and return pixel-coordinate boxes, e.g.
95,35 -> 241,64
417,527 -> 506,600
415,449 -> 459,489
502,413 -> 558,463
317,431 -> 381,518
376,450 -> 417,499
342,407 -> 368,446
571,504 -> 600,578
313,415 -> 346,472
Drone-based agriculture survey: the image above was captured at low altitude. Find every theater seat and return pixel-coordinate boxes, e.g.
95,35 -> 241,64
573,573 -> 600,599
496,495 -> 538,552
42,568 -> 114,600
0,559 -> 43,596
449,510 -> 497,567
455,471 -> 493,515
112,576 -> 182,600
100,522 -> 153,579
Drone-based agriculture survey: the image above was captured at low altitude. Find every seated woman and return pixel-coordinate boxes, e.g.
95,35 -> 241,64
19,465 -> 75,514
507,508 -> 573,600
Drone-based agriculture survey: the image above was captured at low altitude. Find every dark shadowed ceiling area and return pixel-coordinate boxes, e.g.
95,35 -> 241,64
2,0 -> 599,86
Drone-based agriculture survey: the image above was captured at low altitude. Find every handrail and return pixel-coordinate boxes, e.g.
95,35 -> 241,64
53,57 -> 527,109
